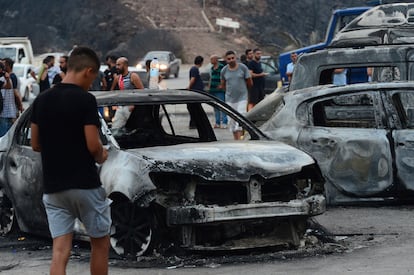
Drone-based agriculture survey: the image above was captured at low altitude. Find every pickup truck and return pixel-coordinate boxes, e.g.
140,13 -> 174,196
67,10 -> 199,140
0,37 -> 34,64
278,7 -> 371,84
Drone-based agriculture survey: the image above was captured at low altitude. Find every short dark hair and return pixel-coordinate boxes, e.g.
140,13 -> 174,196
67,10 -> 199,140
194,55 -> 203,65
3,58 -> 14,69
253,48 -> 261,53
68,46 -> 100,73
60,55 -> 69,62
245,49 -> 252,55
106,55 -> 117,63
43,56 -> 52,65
225,50 -> 236,56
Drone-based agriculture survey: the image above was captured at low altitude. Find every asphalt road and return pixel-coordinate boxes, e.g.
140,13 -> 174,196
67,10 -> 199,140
2,206 -> 414,274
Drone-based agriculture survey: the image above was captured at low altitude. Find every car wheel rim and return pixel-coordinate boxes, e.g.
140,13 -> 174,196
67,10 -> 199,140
110,201 -> 152,257
0,189 -> 14,235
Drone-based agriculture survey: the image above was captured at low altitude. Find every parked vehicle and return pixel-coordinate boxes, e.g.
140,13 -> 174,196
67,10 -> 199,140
288,44 -> 414,92
256,55 -> 281,94
278,7 -> 371,84
13,63 -> 39,101
330,3 -> 414,48
247,82 -> 414,205
0,37 -> 34,64
136,51 -> 180,79
0,89 -> 325,256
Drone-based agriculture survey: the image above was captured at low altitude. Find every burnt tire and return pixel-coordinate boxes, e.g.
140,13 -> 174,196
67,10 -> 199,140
110,201 -> 157,257
0,189 -> 16,235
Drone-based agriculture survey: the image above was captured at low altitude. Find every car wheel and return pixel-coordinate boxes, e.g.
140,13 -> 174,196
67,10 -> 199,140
174,68 -> 179,78
164,71 -> 170,79
0,189 -> 15,235
110,200 -> 156,257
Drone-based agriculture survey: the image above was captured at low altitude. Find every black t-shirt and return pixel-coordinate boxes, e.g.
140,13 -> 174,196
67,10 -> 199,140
248,60 -> 265,90
52,74 -> 62,85
10,73 -> 18,89
189,66 -> 204,92
31,83 -> 101,193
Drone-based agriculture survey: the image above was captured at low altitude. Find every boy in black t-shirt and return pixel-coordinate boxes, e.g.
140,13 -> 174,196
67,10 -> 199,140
31,47 -> 110,275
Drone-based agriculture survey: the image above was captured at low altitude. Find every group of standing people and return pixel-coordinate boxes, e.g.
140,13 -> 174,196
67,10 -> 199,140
0,54 -> 68,137
32,55 -> 69,93
188,48 -> 267,140
0,58 -> 24,136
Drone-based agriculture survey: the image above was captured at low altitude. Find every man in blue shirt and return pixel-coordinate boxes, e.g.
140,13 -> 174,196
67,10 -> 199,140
187,55 -> 204,129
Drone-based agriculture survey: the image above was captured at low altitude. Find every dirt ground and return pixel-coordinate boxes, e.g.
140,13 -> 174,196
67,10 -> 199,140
1,205 -> 414,274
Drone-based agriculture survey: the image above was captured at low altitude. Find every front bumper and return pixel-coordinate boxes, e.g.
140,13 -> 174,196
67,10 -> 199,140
167,195 -> 325,225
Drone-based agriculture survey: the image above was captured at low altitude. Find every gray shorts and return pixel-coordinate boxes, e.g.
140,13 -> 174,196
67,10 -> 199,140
227,100 -> 247,132
42,187 -> 112,238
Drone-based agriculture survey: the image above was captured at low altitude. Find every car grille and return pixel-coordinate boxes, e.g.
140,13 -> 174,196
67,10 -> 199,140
150,171 -> 322,206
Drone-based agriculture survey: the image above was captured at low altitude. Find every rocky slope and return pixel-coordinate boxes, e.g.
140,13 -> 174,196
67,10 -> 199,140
0,0 -> 412,63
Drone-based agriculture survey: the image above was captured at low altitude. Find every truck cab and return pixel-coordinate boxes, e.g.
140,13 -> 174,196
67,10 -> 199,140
0,37 -> 34,64
278,7 -> 371,85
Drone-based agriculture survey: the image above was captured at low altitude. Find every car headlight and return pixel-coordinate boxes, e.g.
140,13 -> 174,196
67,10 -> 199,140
136,64 -> 143,69
159,64 -> 168,70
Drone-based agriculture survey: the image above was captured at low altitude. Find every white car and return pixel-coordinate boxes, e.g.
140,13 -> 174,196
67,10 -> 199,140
13,64 -> 39,101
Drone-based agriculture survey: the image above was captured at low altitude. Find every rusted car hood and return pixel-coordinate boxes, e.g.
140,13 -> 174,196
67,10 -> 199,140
126,140 -> 315,181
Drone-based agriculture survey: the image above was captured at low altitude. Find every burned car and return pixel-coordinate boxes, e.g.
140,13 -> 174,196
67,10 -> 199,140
287,3 -> 414,92
247,82 -> 414,205
330,3 -> 414,48
0,89 -> 325,256
289,43 -> 414,92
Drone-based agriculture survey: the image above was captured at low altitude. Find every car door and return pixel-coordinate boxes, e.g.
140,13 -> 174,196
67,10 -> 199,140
5,108 -> 47,234
388,90 -> 414,192
297,91 -> 393,201
261,60 -> 280,94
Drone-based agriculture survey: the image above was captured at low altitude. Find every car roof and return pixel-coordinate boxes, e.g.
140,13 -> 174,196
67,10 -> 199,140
92,89 -> 213,106
289,81 -> 414,100
14,63 -> 34,68
330,3 -> 414,47
145,51 -> 172,55
289,43 -> 414,91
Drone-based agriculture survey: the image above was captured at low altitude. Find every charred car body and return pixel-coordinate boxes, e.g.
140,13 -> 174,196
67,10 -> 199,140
248,81 -> 414,205
288,43 -> 414,92
247,7 -> 414,204
286,2 -> 414,91
0,89 -> 325,256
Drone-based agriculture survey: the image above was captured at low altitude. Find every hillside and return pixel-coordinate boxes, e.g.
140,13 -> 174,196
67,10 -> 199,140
0,0 -> 412,63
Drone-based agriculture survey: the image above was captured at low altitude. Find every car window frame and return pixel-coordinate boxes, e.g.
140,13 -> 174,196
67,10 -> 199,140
305,90 -> 386,129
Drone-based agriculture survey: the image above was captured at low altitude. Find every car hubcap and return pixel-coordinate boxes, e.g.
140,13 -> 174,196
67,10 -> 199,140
110,201 -> 152,257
